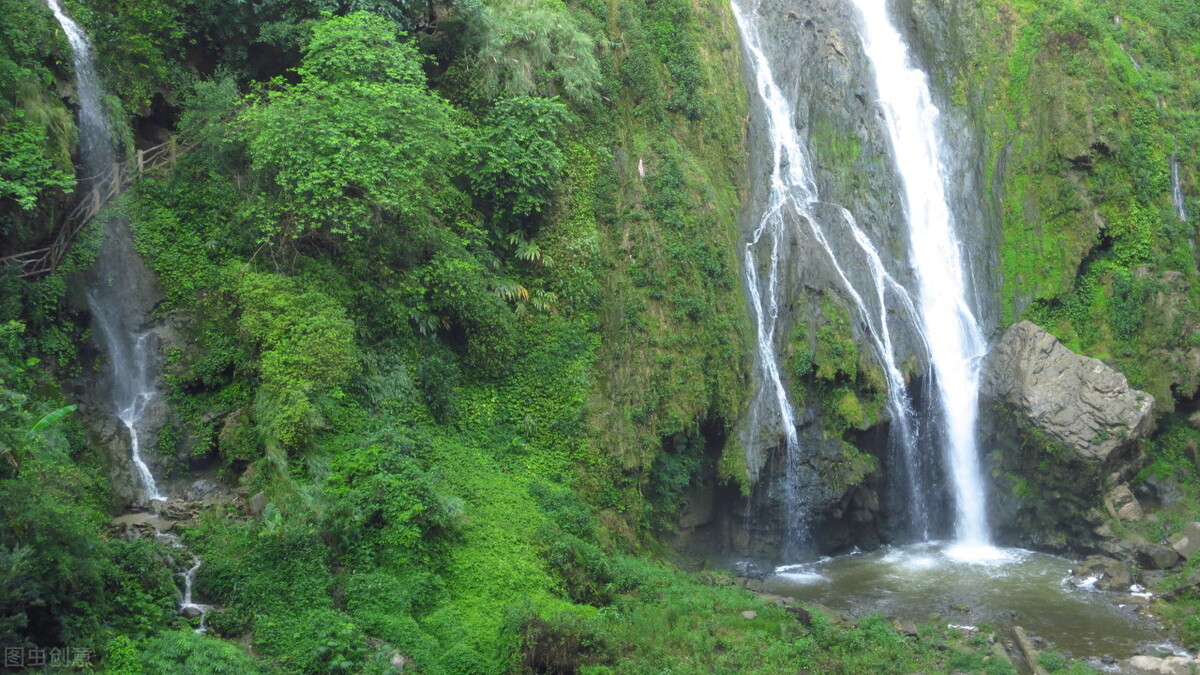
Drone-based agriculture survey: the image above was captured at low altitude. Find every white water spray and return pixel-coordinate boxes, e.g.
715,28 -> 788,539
86,302 -> 163,502
848,0 -> 995,555
734,0 -> 931,542
158,532 -> 211,632
735,0 -> 804,534
180,557 -> 212,633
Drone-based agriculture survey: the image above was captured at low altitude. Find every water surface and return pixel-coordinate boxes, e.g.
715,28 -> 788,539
763,542 -> 1178,659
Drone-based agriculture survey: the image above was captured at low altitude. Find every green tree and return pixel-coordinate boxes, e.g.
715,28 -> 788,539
469,96 -> 569,233
0,116 -> 73,211
467,0 -> 601,103
240,11 -> 463,242
234,270 -> 357,452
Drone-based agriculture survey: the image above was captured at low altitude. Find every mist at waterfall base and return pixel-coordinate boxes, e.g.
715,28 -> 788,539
768,543 -> 1182,662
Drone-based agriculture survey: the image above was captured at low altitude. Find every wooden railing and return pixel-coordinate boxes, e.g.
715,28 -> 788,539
0,138 -> 180,278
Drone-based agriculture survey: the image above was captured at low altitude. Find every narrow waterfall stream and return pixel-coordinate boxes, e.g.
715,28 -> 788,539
848,0 -> 994,555
157,531 -> 213,632
1173,156 -> 1187,223
733,0 -> 928,545
46,0 -> 163,507
86,295 -> 163,503
45,0 -> 208,629
44,0 -> 111,181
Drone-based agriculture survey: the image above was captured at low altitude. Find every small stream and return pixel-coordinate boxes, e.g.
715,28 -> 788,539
156,531 -> 212,632
762,542 -> 1184,661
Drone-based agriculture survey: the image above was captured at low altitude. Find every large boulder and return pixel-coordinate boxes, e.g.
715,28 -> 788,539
981,322 -> 1155,551
981,321 -> 1155,464
1170,522 -> 1200,560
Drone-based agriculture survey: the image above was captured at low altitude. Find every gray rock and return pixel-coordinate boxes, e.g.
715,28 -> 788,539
1108,484 -> 1145,521
184,478 -> 226,503
981,321 -> 1155,463
741,610 -> 758,620
1170,522 -> 1200,559
110,511 -> 176,539
1161,571 -> 1200,601
390,653 -> 408,670
1135,543 -> 1181,571
1144,474 -> 1188,506
1121,655 -> 1200,674
1104,534 -> 1150,557
249,492 -> 267,519
160,499 -> 197,521
1076,555 -> 1134,592
181,605 -> 204,619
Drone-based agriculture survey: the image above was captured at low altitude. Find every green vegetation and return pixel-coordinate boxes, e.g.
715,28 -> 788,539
958,0 -> 1200,406
781,293 -> 886,488
0,0 -> 1195,669
0,0 -> 784,670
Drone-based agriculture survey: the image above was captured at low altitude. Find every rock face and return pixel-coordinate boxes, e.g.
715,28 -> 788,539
981,321 -> 1155,551
1107,484 -> 1145,522
982,321 -> 1155,463
1170,522 -> 1200,560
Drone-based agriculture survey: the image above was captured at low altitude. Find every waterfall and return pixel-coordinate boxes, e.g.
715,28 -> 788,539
86,304 -> 163,502
848,0 -> 994,553
44,0 -> 113,180
45,0 -> 164,505
735,0 -> 804,537
180,557 -> 213,633
1173,156 -> 1187,223
157,532 -> 212,632
733,0 -> 930,544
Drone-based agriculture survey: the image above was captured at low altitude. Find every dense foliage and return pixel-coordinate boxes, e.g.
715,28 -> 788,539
0,0 -> 1195,670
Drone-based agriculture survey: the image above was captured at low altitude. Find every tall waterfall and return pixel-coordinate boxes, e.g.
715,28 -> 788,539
45,0 -> 164,505
733,0 -> 930,544
848,0 -> 993,552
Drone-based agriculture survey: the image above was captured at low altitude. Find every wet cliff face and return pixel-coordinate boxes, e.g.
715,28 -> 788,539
891,0 -> 1005,338
691,0 -> 975,561
677,0 -> 1006,563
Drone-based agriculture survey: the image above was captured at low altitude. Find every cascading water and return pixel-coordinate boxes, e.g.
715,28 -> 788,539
44,0 -> 111,180
45,0 -> 164,505
157,532 -> 212,633
46,0 -> 214,630
847,0 -> 995,555
1173,156 -> 1187,223
87,305 -> 163,502
733,0 -> 931,544
180,557 -> 213,633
